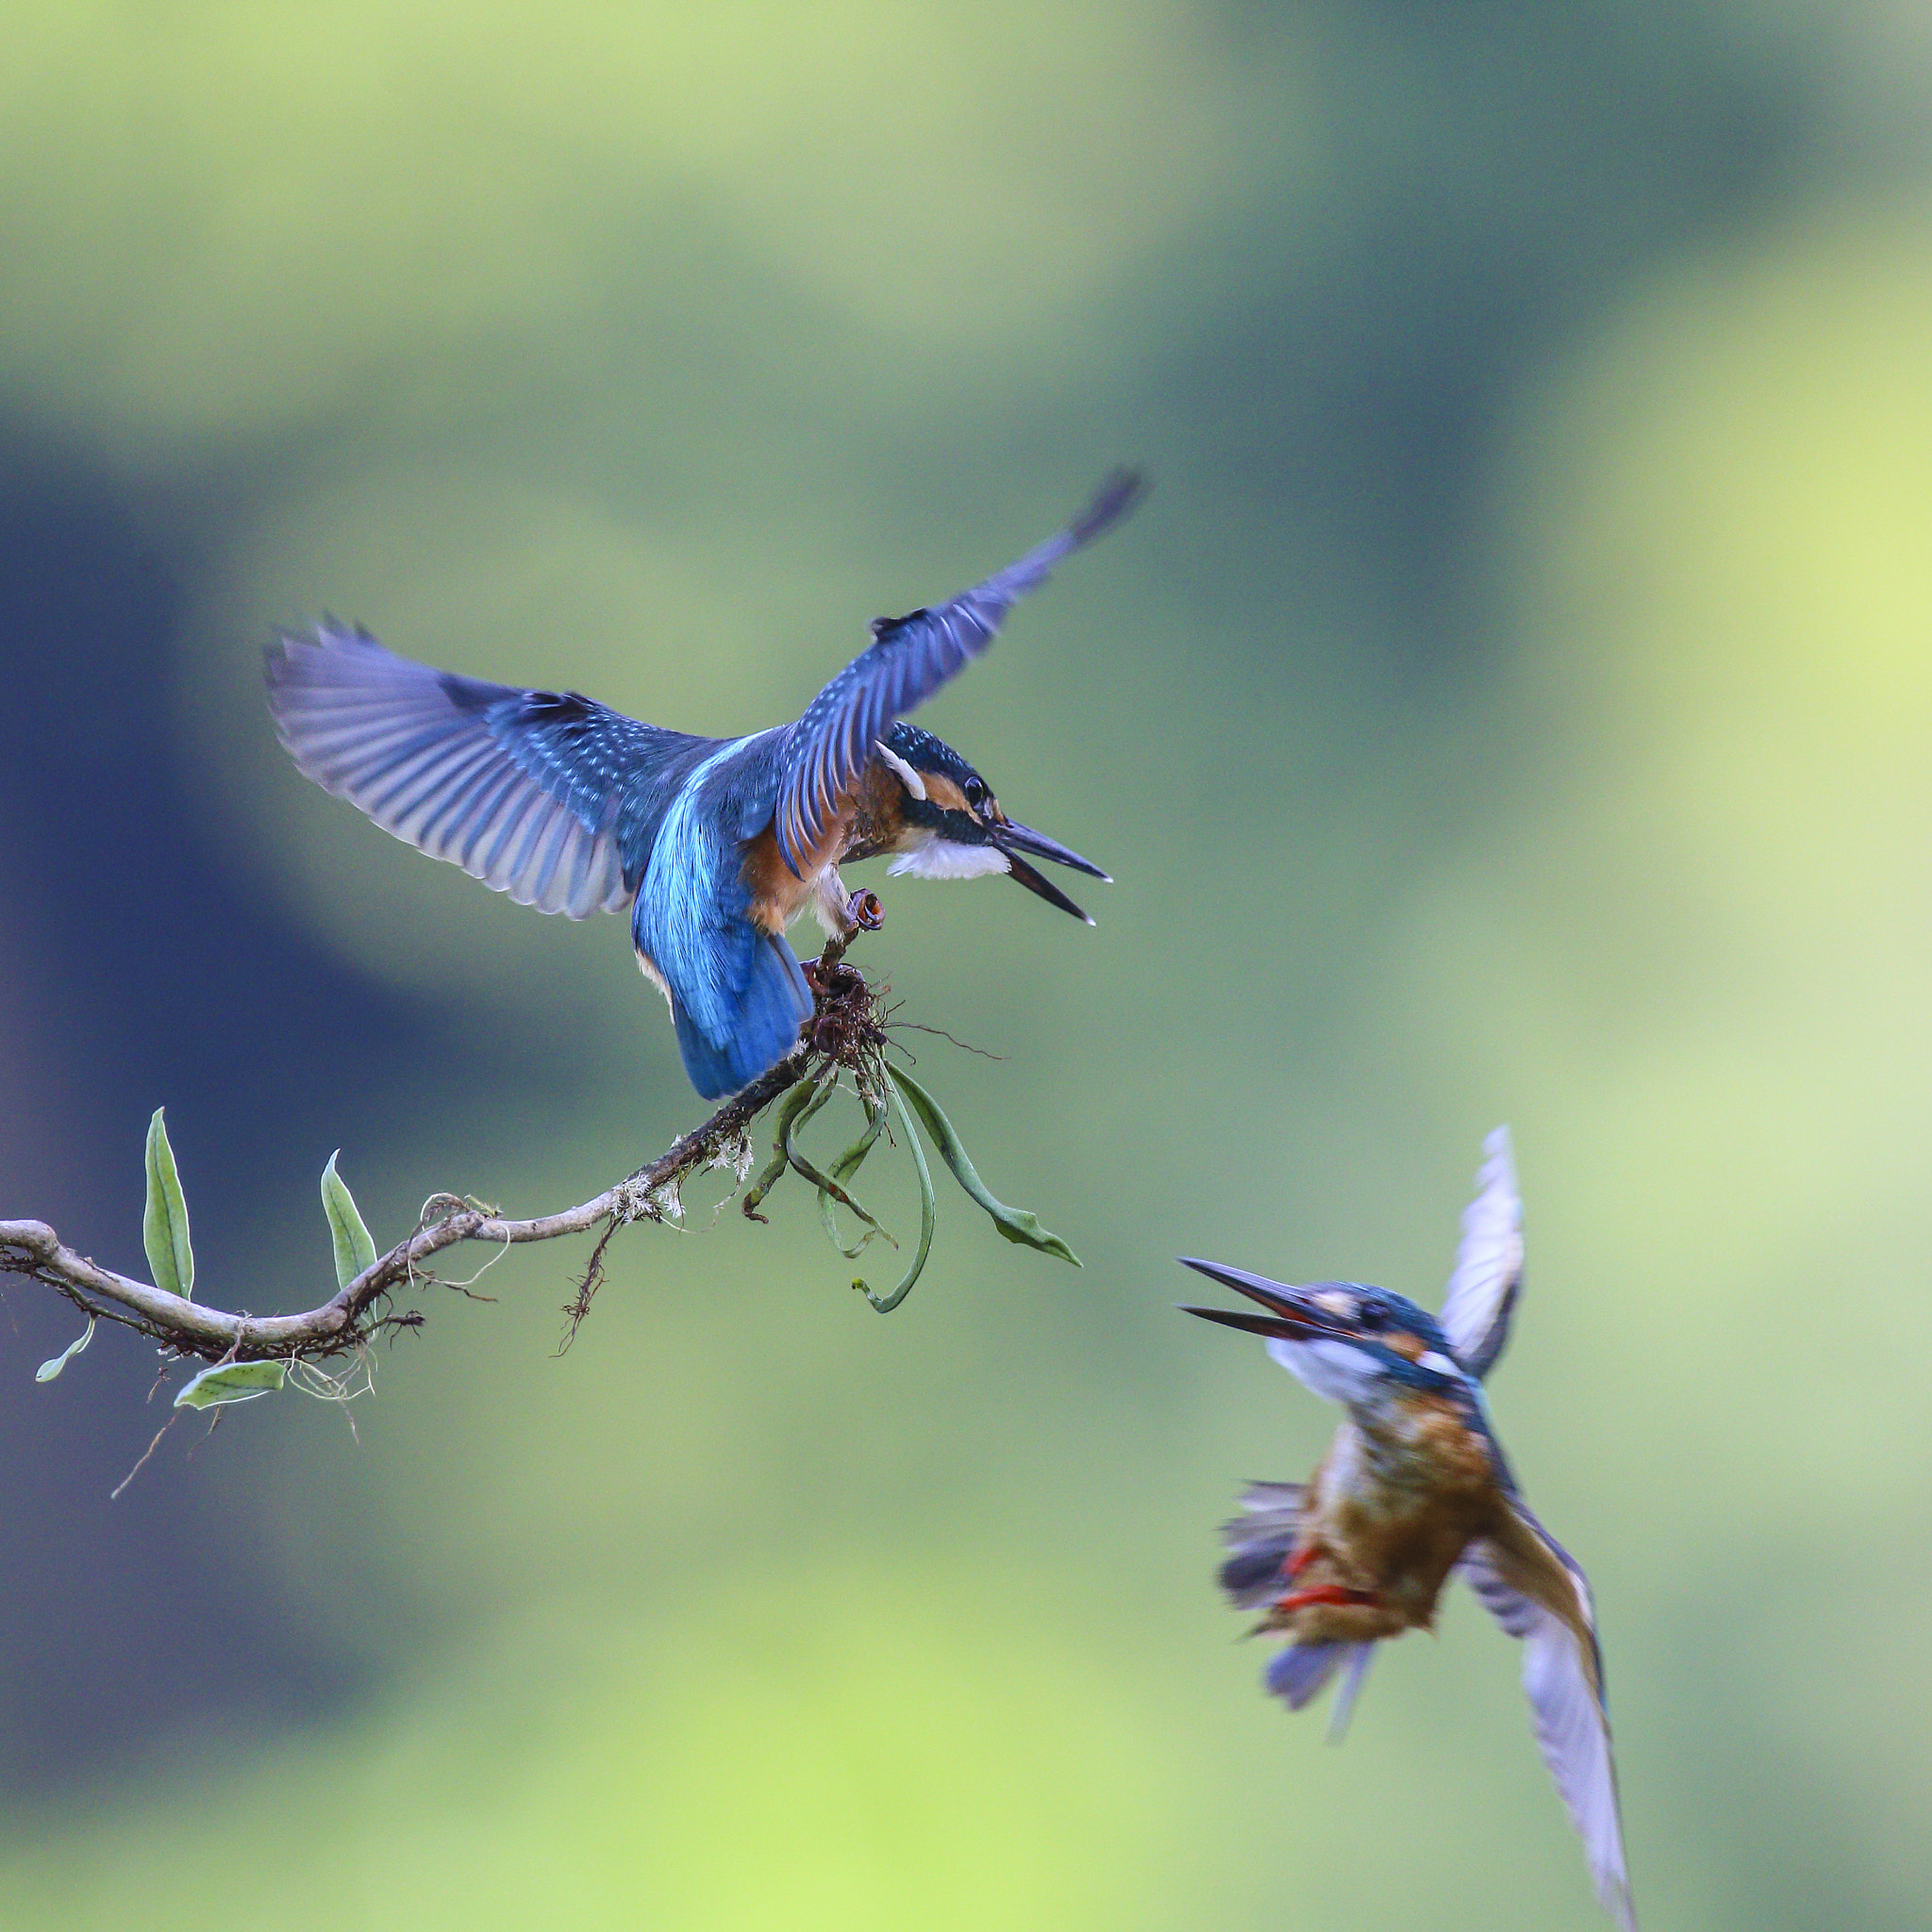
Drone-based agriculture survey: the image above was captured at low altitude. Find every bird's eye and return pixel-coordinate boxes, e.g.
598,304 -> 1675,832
1356,1302 -> 1388,1332
963,777 -> 987,810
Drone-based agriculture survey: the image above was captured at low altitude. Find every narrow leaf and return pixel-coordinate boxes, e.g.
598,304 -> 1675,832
787,1078 -> 891,1250
742,1078 -> 821,1222
856,1078 -> 937,1314
320,1151 -> 377,1290
35,1315 -> 95,1383
884,1065 -> 1080,1266
142,1108 -> 195,1301
816,1092 -> 891,1258
175,1360 -> 286,1409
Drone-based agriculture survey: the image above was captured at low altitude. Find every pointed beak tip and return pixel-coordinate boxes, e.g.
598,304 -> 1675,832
995,819 -> 1109,880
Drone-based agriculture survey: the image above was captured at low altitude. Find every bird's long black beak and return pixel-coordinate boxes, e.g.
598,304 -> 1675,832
996,819 -> 1110,881
993,819 -> 1110,924
1177,1257 -> 1344,1341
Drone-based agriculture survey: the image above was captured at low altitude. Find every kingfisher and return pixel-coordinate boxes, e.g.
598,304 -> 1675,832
1180,1129 -> 1636,1931
264,473 -> 1140,1097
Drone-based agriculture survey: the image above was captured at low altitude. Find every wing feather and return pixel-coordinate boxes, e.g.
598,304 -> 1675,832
772,471 -> 1142,874
265,623 -> 713,919
1439,1125 -> 1524,1379
1460,1509 -> 1636,1931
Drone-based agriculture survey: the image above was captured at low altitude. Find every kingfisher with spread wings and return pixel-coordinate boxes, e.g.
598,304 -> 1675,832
265,473 -> 1140,1097
1180,1130 -> 1637,1931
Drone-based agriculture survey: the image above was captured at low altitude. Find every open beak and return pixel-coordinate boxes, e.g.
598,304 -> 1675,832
992,819 -> 1110,925
1176,1257 -> 1347,1341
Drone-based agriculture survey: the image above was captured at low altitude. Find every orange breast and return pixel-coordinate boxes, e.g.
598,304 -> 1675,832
1274,1407 -> 1501,1644
741,807 -> 853,933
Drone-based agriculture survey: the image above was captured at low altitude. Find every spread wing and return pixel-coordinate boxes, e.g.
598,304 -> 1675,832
773,469 -> 1143,874
1439,1125 -> 1524,1379
265,624 -> 713,917
1460,1506 -> 1636,1932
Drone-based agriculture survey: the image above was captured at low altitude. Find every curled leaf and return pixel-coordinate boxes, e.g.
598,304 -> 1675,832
320,1151 -> 378,1290
816,1092 -> 891,1258
787,1080 -> 891,1251
35,1315 -> 95,1383
175,1360 -> 287,1409
856,1078 -> 936,1314
884,1065 -> 1080,1266
142,1108 -> 194,1302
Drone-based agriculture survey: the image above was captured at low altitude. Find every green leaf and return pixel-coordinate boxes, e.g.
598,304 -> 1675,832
320,1150 -> 377,1290
786,1079 -> 891,1253
742,1078 -> 822,1222
856,1078 -> 937,1314
815,1092 -> 891,1258
142,1107 -> 194,1301
174,1360 -> 286,1409
884,1065 -> 1080,1267
35,1315 -> 95,1383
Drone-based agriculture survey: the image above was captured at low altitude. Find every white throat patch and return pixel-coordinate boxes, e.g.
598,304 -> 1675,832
887,829 -> 1011,880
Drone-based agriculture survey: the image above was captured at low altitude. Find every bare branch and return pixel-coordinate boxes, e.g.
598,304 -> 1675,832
1,933 -> 879,1368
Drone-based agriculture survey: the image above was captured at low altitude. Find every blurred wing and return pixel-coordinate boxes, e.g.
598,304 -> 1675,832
1460,1507 -> 1636,1932
773,469 -> 1143,873
1439,1125 -> 1524,1379
266,624 -> 712,917
1218,1480 -> 1304,1608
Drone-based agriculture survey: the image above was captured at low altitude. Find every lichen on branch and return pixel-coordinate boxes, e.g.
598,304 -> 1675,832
2,927 -> 1078,1420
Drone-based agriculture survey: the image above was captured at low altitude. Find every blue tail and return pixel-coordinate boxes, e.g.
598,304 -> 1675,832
672,933 -> 811,1099
1265,1641 -> 1376,1740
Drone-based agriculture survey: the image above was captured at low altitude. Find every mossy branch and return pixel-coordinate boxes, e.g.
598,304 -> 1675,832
1,924 -> 1080,1408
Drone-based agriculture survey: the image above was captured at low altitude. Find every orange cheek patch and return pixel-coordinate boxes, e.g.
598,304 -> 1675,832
921,773 -> 971,816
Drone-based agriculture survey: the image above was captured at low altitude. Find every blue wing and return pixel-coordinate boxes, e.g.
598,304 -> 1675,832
265,624 -> 715,917
773,469 -> 1143,874
1459,1507 -> 1636,1932
1439,1126 -> 1524,1380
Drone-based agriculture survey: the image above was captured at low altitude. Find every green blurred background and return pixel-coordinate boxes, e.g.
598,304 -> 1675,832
3,4 -> 1930,1926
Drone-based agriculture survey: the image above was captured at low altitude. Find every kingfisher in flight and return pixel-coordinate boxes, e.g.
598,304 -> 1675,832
1180,1129 -> 1636,1930
265,473 -> 1140,1097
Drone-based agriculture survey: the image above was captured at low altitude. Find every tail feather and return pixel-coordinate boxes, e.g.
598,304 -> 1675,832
1266,1643 -> 1347,1710
1263,1640 -> 1378,1731
673,934 -> 810,1099
1325,1643 -> 1375,1740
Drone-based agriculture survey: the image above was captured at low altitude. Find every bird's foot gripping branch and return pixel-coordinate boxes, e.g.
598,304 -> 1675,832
1,933 -> 1078,1486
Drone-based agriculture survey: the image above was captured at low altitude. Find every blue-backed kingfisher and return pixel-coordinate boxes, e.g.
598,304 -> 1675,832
1181,1130 -> 1636,1930
265,473 -> 1140,1097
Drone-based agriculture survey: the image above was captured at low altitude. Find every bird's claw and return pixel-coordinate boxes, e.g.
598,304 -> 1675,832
845,889 -> 884,932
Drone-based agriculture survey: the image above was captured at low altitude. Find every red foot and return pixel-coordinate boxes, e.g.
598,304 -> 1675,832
1277,1584 -> 1380,1614
1286,1542 -> 1323,1579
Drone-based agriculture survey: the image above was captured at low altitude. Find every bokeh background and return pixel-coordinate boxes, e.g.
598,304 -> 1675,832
4,5 -> 1931,1927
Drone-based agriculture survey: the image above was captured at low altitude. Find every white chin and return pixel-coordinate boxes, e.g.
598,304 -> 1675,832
886,833 -> 1011,881
1266,1336 -> 1381,1405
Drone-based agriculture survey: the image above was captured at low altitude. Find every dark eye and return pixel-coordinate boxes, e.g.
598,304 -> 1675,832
1356,1302 -> 1388,1332
963,776 -> 986,810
